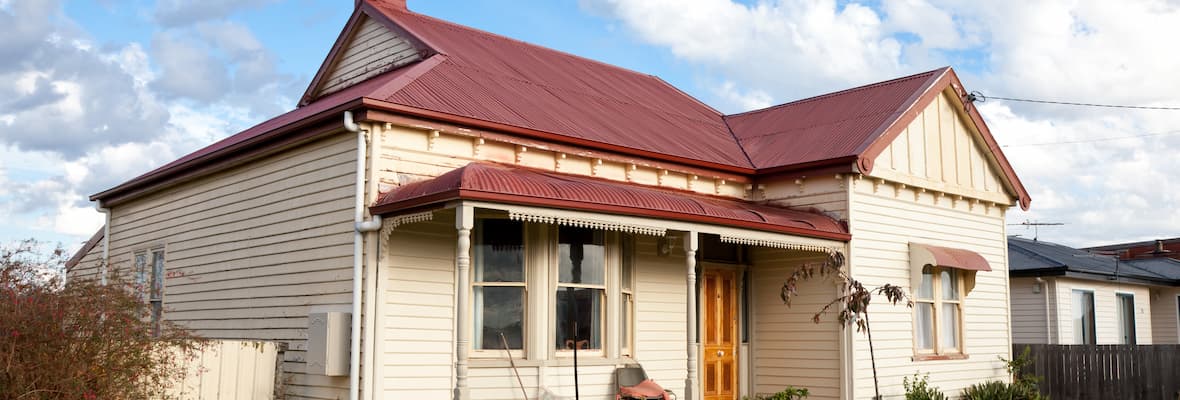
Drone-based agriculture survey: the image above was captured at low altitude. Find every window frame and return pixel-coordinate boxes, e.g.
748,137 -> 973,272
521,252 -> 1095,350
469,218 -> 528,359
1116,292 -> 1136,345
134,247 -> 166,337
1072,289 -> 1097,345
913,265 -> 966,359
467,219 -> 637,361
552,226 -> 609,357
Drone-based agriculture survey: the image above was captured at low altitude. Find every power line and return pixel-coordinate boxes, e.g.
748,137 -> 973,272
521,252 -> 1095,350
970,91 -> 1180,111
1001,129 -> 1180,148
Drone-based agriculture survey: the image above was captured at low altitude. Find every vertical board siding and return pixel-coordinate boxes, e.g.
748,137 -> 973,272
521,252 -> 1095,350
1011,277 -> 1050,343
1050,277 -> 1153,345
750,248 -> 841,400
169,340 -> 280,400
1015,344 -> 1180,400
849,181 -> 1010,398
871,91 -> 1009,204
316,15 -> 422,98
88,134 -> 357,399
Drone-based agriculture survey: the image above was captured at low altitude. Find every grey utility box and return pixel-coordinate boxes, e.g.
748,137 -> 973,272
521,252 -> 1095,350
307,312 -> 350,376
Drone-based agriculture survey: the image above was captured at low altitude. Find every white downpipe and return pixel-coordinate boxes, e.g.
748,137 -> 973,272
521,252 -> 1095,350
96,204 -> 111,286
344,111 -> 382,400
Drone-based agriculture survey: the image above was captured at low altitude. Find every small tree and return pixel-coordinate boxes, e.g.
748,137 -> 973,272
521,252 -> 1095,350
1,239 -> 203,399
780,250 -> 911,400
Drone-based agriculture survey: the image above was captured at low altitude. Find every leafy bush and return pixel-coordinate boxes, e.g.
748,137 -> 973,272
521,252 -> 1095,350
0,239 -> 203,399
744,386 -> 810,400
903,373 -> 947,400
1004,346 -> 1047,400
960,380 -> 1014,400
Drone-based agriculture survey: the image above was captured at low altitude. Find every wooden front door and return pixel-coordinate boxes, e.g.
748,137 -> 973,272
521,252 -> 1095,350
702,268 -> 737,400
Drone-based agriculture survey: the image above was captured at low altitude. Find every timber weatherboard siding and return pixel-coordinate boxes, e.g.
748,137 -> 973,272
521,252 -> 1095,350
71,134 -> 358,400
750,248 -> 841,400
316,15 -> 422,99
842,90 -> 1017,398
1010,277 -> 1051,344
1049,277 -> 1153,345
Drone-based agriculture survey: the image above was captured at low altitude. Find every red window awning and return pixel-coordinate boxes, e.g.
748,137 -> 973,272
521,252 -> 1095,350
370,162 -> 849,241
910,243 -> 991,272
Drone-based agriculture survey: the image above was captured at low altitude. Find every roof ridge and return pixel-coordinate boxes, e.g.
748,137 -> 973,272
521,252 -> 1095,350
725,66 -> 950,118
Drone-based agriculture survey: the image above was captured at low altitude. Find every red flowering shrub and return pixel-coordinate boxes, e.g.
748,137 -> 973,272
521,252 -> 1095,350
0,240 -> 203,399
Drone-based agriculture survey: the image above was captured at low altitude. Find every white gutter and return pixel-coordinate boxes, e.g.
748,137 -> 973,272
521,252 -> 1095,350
344,111 -> 382,400
96,204 -> 111,286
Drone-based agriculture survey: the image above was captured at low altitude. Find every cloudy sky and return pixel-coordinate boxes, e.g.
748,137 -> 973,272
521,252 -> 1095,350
1,0 -> 1178,252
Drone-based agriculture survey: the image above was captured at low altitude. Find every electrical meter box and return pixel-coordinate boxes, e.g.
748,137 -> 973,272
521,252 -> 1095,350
307,312 -> 350,376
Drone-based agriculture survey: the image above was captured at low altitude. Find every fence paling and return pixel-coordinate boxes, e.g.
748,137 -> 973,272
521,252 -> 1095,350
1015,344 -> 1180,400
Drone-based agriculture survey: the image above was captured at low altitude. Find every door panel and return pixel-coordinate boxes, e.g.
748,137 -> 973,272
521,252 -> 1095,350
703,269 -> 737,400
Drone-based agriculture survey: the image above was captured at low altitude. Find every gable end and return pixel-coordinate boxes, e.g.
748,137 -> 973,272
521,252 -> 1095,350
300,10 -> 429,106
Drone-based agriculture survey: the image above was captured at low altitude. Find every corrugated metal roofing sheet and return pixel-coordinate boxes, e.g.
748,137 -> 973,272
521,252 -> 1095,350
725,68 -> 944,169
1009,236 -> 1180,282
371,162 -> 848,240
368,5 -> 753,168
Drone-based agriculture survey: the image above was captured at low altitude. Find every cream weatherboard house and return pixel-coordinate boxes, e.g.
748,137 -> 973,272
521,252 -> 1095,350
1009,236 -> 1180,346
68,1 -> 1032,399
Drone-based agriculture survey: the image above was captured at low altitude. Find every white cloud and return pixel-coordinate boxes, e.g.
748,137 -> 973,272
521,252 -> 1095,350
0,0 -> 299,246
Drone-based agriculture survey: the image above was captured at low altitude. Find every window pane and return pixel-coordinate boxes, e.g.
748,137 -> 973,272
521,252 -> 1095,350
915,302 -> 934,350
134,253 -> 148,288
558,227 -> 604,285
473,286 -> 524,350
941,269 -> 959,300
917,266 -> 934,299
474,219 -> 524,282
621,235 -> 633,292
150,251 -> 165,300
622,294 -> 633,354
555,287 -> 603,350
1073,290 -> 1095,344
940,303 -> 959,349
1117,294 -> 1136,345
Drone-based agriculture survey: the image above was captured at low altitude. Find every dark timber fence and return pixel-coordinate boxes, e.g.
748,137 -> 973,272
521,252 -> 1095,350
1014,344 -> 1180,400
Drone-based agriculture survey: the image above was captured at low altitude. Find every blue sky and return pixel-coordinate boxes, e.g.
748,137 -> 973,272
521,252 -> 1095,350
1,0 -> 1178,252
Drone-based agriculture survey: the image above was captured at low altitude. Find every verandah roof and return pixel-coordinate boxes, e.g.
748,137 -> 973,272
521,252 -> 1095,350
369,162 -> 849,241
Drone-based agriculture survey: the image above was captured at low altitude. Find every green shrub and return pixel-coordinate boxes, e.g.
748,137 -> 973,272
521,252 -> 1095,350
960,380 -> 1014,400
743,386 -> 810,400
903,373 -> 947,400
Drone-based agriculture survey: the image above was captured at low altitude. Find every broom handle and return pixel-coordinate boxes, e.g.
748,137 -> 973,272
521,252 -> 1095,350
500,332 -> 529,400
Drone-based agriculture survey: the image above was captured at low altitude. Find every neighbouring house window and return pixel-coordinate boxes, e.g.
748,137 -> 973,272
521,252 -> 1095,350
914,266 -> 963,355
1117,293 -> 1136,345
1073,290 -> 1096,345
133,252 -> 148,297
555,227 -> 605,351
620,234 -> 635,357
472,219 -> 525,351
148,248 -> 165,336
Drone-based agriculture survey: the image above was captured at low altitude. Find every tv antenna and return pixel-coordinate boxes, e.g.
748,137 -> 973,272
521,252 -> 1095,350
1008,220 -> 1065,241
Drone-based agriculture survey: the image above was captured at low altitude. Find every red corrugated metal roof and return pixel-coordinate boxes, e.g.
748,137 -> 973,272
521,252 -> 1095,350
725,68 -> 945,170
89,2 -> 1029,212
370,162 -> 849,240
366,3 -> 754,168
